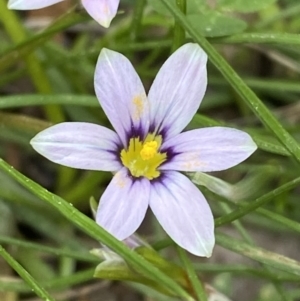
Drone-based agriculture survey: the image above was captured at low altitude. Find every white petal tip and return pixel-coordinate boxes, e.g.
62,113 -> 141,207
187,236 -> 215,257
98,19 -> 112,28
7,1 -> 20,9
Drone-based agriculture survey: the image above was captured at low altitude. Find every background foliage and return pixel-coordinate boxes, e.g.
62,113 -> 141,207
0,0 -> 300,300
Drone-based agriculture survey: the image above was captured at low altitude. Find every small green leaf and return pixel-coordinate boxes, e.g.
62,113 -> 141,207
94,256 -> 138,281
217,0 -> 277,13
93,249 -> 177,296
187,12 -> 247,37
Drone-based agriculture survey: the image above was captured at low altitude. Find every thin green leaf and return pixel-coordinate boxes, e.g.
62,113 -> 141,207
213,176 -> 300,227
0,235 -> 97,263
0,245 -> 55,301
213,33 -> 300,45
177,247 -> 207,301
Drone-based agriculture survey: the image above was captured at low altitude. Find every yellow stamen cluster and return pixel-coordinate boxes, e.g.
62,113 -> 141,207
120,134 -> 167,180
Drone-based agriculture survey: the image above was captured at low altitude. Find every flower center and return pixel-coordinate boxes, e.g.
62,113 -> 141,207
120,134 -> 167,180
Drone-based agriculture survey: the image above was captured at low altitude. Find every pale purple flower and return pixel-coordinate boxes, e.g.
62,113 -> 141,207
7,0 -> 120,28
30,43 -> 257,256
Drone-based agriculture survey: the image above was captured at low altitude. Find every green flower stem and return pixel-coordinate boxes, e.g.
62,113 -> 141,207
0,158 -> 192,301
177,247 -> 207,301
214,176 -> 300,227
0,0 -> 64,124
172,0 -> 186,52
161,0 -> 300,164
130,0 -> 146,40
0,244 -> 55,301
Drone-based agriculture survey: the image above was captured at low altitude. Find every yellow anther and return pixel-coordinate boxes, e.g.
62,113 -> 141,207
140,141 -> 158,160
120,135 -> 166,180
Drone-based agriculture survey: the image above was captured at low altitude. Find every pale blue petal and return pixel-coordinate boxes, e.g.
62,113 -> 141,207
96,168 -> 150,240
150,171 -> 214,257
148,43 -> 207,139
81,0 -> 120,28
161,127 -> 257,172
8,0 -> 63,9
30,122 -> 122,171
94,49 -> 149,147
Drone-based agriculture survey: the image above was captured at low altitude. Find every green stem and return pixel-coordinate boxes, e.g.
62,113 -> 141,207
130,0 -> 146,40
0,0 -> 64,124
220,203 -> 292,301
0,245 -> 56,301
177,247 -> 207,301
0,268 -> 94,293
161,0 -> 300,164
172,0 -> 186,52
0,235 -> 97,262
214,176 -> 300,227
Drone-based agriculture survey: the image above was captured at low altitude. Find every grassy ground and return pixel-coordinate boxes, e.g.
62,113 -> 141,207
0,0 -> 300,300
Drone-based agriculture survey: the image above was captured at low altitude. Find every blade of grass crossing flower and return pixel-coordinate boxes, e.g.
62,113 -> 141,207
0,245 -> 56,301
177,246 -> 207,301
0,158 -> 192,301
161,0 -> 300,164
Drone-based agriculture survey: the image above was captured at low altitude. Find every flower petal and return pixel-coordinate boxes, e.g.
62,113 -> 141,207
96,168 -> 150,240
8,0 -> 63,9
81,0 -> 120,28
161,127 -> 257,172
94,49 -> 149,146
30,122 -> 122,171
148,43 -> 207,139
150,171 -> 214,257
